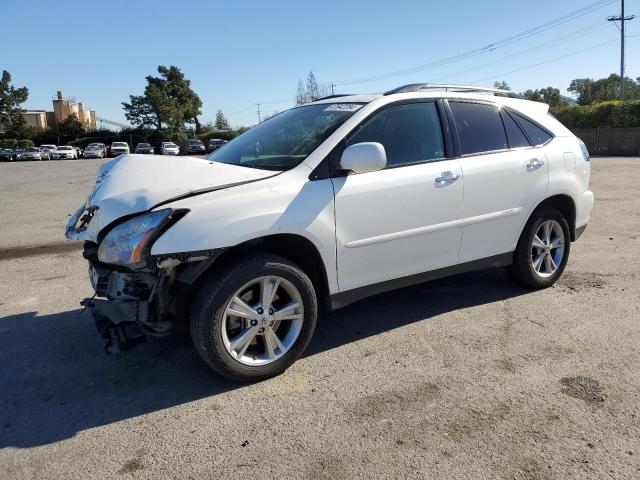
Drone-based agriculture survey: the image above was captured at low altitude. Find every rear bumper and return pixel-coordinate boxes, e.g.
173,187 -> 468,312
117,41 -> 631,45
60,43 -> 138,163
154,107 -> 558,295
574,224 -> 587,240
575,190 -> 595,232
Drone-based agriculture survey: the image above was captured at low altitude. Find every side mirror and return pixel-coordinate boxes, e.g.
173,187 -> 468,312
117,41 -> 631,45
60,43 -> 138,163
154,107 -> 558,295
339,142 -> 387,174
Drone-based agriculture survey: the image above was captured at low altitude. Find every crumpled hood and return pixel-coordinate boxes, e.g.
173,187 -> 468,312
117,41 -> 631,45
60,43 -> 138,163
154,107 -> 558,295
66,154 -> 277,241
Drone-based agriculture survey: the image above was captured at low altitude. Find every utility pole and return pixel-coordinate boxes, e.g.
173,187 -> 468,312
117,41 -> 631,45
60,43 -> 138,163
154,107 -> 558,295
608,0 -> 635,100
331,83 -> 335,95
256,102 -> 262,123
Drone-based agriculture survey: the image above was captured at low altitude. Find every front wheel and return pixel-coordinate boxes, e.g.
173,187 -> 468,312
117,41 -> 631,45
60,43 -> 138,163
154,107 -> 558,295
508,208 -> 571,288
191,254 -> 318,382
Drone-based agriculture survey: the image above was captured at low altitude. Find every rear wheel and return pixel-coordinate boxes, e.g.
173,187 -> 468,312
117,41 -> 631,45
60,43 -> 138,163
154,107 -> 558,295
508,208 -> 570,288
191,254 -> 317,382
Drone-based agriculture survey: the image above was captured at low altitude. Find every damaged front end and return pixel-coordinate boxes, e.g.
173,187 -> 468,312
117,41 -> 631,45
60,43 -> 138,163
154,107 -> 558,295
81,242 -> 222,353
71,207 -> 222,352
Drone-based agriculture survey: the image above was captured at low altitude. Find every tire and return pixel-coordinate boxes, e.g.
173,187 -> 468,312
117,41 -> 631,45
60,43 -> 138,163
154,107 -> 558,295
508,207 -> 571,288
190,254 -> 318,382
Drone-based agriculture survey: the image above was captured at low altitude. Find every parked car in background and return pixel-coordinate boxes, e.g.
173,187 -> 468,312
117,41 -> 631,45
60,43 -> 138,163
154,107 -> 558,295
135,143 -> 155,154
185,139 -> 206,155
161,142 -> 180,155
0,148 -> 17,161
52,146 -> 78,159
109,142 -> 130,157
22,147 -> 46,161
38,147 -> 51,160
208,138 -> 227,152
12,149 -> 25,161
87,143 -> 108,157
40,144 -> 57,155
83,144 -> 105,159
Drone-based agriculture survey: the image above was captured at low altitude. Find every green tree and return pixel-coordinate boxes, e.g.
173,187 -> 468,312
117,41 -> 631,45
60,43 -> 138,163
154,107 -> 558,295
122,65 -> 202,134
123,93 -> 164,130
522,87 -> 564,108
214,110 -> 230,130
155,66 -> 203,132
57,113 -> 85,138
568,78 -> 594,105
0,70 -> 29,137
569,74 -> 640,104
493,81 -> 511,91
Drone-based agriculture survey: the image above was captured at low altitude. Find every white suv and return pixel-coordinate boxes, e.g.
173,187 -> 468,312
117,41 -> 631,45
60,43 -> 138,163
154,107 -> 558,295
161,142 -> 180,155
65,84 -> 594,381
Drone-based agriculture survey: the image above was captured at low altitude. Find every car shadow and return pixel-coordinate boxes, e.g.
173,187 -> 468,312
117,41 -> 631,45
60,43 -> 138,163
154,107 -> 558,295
0,268 -> 530,448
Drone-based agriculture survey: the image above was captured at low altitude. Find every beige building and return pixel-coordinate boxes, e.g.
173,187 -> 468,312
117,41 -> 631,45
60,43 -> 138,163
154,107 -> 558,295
22,110 -> 48,129
20,91 -> 97,131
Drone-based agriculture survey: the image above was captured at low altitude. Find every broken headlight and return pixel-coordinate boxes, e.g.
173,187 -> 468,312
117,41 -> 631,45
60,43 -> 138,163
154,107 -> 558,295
98,209 -> 173,266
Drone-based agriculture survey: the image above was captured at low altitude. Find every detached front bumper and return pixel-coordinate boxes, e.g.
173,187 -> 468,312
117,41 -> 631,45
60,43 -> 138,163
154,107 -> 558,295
82,298 -> 149,352
79,241 -> 220,352
80,241 -> 172,352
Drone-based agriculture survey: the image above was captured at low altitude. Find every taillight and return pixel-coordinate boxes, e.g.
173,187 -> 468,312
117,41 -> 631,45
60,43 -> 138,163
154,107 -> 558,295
578,139 -> 590,162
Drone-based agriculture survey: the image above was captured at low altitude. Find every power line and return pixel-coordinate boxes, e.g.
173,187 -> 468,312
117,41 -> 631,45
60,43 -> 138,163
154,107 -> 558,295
260,97 -> 295,105
429,22 -> 609,83
332,0 -> 617,86
227,103 -> 255,115
470,37 -> 622,84
227,97 -> 293,120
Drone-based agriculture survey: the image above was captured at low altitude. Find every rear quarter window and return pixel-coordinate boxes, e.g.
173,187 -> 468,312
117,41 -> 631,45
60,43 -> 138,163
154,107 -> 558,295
501,110 -> 530,148
511,112 -> 553,146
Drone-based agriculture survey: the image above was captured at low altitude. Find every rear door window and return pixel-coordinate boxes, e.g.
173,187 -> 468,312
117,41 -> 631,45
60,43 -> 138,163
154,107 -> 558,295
511,112 -> 553,146
449,102 -> 508,155
501,110 -> 530,148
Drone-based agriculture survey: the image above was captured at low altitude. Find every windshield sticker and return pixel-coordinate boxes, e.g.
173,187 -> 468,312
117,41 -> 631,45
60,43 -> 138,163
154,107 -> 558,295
324,104 -> 363,112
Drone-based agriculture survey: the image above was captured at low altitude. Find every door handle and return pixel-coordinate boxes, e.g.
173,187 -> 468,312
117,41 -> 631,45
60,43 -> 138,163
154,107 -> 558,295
435,171 -> 460,185
527,158 -> 545,170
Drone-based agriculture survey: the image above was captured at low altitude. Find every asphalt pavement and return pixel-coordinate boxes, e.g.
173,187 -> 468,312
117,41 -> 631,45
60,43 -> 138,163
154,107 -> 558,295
0,157 -> 639,479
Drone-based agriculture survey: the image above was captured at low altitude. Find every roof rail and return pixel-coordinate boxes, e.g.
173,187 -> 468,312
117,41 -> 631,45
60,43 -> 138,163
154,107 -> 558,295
313,93 -> 355,101
384,83 -> 523,99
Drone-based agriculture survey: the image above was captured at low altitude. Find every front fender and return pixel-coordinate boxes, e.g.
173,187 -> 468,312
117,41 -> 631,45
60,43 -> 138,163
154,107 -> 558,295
150,174 -> 339,293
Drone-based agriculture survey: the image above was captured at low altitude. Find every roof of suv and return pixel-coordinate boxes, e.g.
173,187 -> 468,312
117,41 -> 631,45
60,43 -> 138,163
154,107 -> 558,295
308,83 -> 572,137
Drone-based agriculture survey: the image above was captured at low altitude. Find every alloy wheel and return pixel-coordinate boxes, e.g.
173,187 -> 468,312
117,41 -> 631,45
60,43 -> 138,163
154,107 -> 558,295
531,219 -> 565,278
221,275 -> 304,366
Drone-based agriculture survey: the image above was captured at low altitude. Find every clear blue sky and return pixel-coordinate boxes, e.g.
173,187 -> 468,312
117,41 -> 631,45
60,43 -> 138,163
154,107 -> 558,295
1,0 -> 637,127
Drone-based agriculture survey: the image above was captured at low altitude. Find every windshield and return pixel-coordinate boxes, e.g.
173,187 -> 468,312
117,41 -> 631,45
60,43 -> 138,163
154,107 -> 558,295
58,146 -> 72,150
112,143 -> 127,147
206,103 -> 363,171
137,143 -> 151,148
165,143 -> 177,148
188,140 -> 202,144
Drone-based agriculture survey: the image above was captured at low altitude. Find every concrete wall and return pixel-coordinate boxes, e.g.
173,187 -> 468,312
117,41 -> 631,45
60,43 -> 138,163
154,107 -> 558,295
572,127 -> 640,156
21,111 -> 48,129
